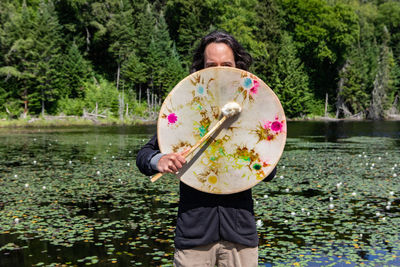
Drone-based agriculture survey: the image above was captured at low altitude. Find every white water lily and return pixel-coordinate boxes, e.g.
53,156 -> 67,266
329,204 -> 334,209
378,157 -> 381,160
69,160 -> 72,164
385,206 -> 390,210
285,188 -> 290,193
393,173 -> 397,177
263,194 -> 268,199
352,192 -> 357,196
42,186 -> 46,190
127,163 -> 130,166
96,171 -> 100,175
291,212 -> 296,216
112,156 -> 115,159
301,208 -> 305,212
282,166 -> 286,169
376,212 -> 381,217
93,157 -> 96,160
14,174 -> 18,178
329,197 -> 333,202
280,175 -> 284,179
389,191 -> 394,196
33,160 -> 37,165
256,219 -> 263,228
129,151 -> 132,154
14,218 -> 19,224
336,182 -> 342,188
109,143 -> 112,146
25,183 -> 29,188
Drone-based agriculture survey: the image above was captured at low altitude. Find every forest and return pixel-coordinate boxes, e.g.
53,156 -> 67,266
0,0 -> 399,121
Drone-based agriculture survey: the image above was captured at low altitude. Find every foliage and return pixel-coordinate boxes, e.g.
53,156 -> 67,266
0,0 -> 399,119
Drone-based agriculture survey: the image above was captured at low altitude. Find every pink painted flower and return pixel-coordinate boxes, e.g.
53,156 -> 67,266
167,113 -> 178,124
249,80 -> 259,96
271,121 -> 283,132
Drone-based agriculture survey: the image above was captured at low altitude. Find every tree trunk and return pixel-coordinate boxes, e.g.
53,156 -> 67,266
139,84 -> 142,104
324,93 -> 328,117
85,27 -> 91,52
116,62 -> 120,91
41,88 -> 45,117
336,60 -> 350,118
23,88 -> 28,118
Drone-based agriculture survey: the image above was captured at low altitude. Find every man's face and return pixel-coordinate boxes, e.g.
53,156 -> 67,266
204,42 -> 236,69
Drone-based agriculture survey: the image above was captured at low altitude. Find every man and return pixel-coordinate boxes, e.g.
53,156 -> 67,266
136,30 -> 276,266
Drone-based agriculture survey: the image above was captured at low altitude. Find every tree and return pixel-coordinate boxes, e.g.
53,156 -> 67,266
270,32 -> 315,117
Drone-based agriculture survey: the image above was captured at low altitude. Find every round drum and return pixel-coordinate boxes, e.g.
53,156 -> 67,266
157,67 -> 286,194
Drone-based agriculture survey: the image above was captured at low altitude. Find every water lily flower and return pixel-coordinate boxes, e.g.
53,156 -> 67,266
329,197 -> 333,202
282,166 -> 285,169
93,157 -> 96,160
256,219 -> 263,228
42,186 -> 46,190
395,164 -> 398,167
389,191 -> 394,196
285,188 -> 290,193
14,218 -> 19,224
25,183 -> 29,188
33,160 -> 37,165
358,154 -> 362,157
378,157 -> 381,160
284,220 -> 288,223
336,182 -> 342,188
306,212 -> 310,216
371,163 -> 375,167
127,163 -> 130,166
352,192 -> 357,196
382,217 -> 386,221
291,212 -> 296,216
112,156 -> 115,159
14,174 -> 18,178
393,173 -> 397,177
96,171 -> 100,175
301,208 -> 305,212
329,204 -> 334,209
280,175 -> 284,179
129,151 -> 132,154
385,206 -> 390,210
376,212 -> 381,217
69,161 -> 72,164
86,141 -> 89,144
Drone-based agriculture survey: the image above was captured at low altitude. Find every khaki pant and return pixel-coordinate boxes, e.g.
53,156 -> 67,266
173,241 -> 258,267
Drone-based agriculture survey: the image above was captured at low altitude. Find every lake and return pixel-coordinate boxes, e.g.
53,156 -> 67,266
0,121 -> 399,266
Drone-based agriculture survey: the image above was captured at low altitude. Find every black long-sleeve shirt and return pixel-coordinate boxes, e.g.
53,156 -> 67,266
136,134 -> 276,249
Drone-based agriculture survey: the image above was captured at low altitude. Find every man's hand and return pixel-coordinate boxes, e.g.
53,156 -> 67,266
157,153 -> 186,174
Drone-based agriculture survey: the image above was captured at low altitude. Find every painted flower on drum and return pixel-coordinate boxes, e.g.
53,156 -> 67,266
249,80 -> 259,96
167,113 -> 178,124
253,115 -> 285,142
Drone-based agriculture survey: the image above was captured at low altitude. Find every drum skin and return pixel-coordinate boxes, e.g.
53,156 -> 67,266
157,67 -> 286,194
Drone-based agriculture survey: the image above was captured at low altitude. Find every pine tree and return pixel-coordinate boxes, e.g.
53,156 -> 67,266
270,32 -> 314,117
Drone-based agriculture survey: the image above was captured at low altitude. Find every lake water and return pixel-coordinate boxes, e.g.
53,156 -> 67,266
0,121 -> 399,266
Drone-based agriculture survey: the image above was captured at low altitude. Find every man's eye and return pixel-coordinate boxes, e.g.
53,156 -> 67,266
222,63 -> 233,67
206,63 -> 217,68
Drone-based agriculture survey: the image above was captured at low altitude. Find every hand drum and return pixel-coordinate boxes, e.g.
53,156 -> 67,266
157,67 -> 286,194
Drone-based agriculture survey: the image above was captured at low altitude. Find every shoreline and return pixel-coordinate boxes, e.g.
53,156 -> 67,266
1,115 -> 400,128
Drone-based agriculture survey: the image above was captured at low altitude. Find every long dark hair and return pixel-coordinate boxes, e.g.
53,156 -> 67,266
190,30 -> 253,74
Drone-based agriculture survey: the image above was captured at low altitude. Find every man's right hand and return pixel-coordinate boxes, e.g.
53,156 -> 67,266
157,153 -> 186,174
